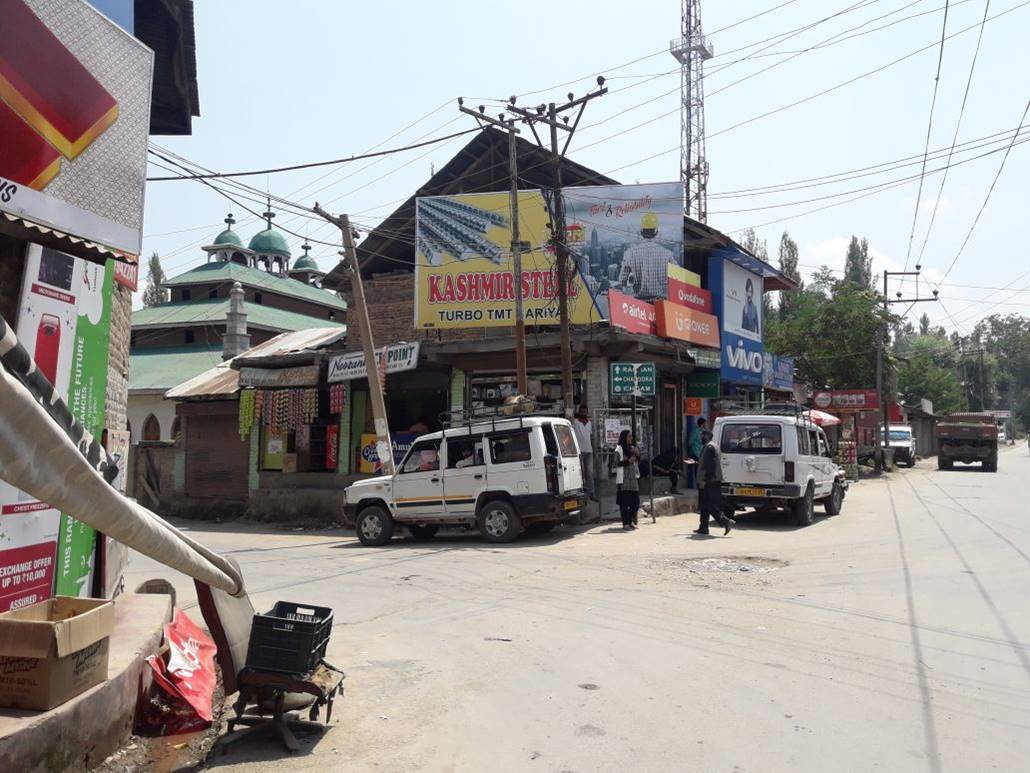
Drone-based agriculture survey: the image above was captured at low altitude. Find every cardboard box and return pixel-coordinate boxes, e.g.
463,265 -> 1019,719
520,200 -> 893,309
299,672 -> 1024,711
0,597 -> 113,711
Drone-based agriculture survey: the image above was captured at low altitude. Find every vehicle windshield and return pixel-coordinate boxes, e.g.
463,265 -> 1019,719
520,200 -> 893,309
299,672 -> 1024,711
721,423 -> 783,454
889,430 -> 911,441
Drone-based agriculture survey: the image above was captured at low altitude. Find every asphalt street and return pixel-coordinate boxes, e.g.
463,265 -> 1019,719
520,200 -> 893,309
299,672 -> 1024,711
128,444 -> 1030,772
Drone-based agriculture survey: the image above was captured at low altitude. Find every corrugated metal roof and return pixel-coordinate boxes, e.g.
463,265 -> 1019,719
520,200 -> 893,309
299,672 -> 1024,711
1,211 -> 136,266
128,345 -> 223,392
166,327 -> 345,400
132,298 -> 345,332
164,261 -> 346,310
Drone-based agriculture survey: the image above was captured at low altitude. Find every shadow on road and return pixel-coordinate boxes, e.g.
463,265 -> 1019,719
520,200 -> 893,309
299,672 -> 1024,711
199,722 -> 337,769
333,523 -> 593,550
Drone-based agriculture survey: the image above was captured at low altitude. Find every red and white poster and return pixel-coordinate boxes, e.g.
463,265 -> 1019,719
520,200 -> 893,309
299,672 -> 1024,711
608,289 -> 656,336
325,424 -> 339,471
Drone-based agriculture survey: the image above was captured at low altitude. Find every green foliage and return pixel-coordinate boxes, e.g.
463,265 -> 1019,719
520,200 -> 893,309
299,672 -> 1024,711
777,231 -> 802,321
897,335 -> 965,416
142,252 -> 168,308
843,236 -> 873,289
766,274 -> 894,389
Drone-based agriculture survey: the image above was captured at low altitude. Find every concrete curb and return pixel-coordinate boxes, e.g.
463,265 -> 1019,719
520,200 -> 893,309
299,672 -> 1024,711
0,592 -> 172,773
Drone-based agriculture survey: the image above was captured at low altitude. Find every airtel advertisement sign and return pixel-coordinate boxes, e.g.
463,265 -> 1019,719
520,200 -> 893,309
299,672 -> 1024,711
608,289 -> 656,335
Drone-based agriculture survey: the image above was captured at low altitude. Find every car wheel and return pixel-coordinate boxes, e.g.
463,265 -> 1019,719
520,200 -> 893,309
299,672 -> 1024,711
824,481 -> 844,515
984,453 -> 998,472
408,524 -> 439,541
525,521 -> 557,535
356,505 -> 394,546
937,457 -> 951,470
792,484 -> 815,526
478,500 -> 522,543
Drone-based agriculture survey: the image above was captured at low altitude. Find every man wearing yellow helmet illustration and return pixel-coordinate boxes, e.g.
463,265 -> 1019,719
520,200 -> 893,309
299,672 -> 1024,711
616,212 -> 678,301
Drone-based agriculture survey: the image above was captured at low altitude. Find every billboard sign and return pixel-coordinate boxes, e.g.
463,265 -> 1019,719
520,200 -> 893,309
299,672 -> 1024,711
812,389 -> 879,411
608,289 -> 655,335
667,264 -> 712,312
722,261 -> 763,343
722,336 -> 764,386
414,182 -> 685,329
708,252 -> 765,385
763,353 -> 794,391
0,0 -> 153,258
654,300 -> 720,348
327,342 -> 420,383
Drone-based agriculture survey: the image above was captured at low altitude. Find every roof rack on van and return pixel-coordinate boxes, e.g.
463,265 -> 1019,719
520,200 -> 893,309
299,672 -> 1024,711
716,400 -> 806,418
439,399 -> 565,433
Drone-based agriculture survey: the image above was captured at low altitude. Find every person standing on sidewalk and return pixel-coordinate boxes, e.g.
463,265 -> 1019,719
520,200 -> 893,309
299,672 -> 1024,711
615,429 -> 641,529
686,417 -> 706,489
696,430 -> 734,536
574,406 -> 595,499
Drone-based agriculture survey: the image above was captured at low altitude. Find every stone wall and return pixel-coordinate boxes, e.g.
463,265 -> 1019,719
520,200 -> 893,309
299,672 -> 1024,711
106,281 -> 132,433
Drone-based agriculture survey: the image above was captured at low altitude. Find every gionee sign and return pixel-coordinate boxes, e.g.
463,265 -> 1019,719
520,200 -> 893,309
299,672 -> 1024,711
0,0 -> 152,257
654,300 -> 720,348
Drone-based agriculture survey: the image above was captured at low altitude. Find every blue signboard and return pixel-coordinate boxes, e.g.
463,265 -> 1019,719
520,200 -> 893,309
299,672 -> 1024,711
708,252 -> 765,385
763,352 -> 794,391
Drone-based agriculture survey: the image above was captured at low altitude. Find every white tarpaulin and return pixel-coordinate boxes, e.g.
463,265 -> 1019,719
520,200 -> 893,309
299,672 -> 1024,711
0,319 -> 243,596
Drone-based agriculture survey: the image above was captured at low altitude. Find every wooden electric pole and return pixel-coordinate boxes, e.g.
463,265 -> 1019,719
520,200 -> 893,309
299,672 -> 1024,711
508,79 -> 607,416
314,205 -> 394,476
457,101 -> 528,394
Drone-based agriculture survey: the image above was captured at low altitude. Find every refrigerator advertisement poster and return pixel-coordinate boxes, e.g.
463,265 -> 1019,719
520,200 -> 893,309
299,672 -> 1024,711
0,245 -> 113,610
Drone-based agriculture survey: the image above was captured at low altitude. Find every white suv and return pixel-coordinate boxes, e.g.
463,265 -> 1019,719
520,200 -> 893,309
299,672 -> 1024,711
343,415 -> 586,545
885,424 -> 916,467
713,414 -> 847,526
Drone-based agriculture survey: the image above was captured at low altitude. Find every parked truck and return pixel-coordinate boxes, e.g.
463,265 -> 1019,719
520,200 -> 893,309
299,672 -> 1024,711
936,413 -> 999,472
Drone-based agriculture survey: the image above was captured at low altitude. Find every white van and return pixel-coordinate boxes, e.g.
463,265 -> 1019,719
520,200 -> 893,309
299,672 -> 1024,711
713,413 -> 846,526
343,415 -> 586,545
885,424 -> 916,467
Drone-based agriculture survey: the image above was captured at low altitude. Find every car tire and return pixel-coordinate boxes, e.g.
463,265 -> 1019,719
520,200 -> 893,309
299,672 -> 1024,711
793,484 -> 815,526
408,524 -> 439,541
984,453 -> 998,472
824,481 -> 844,515
356,505 -> 394,546
525,521 -> 557,535
478,500 -> 522,543
937,457 -> 952,470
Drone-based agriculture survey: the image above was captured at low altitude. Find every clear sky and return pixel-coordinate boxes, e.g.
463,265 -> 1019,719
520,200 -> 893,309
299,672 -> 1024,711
140,0 -> 1030,336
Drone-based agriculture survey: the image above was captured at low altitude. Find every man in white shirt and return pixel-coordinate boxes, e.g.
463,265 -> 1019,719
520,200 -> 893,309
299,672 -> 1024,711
573,406 -> 595,499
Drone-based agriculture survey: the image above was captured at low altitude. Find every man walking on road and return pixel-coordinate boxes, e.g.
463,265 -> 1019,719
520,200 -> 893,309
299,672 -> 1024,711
696,430 -> 734,536
574,406 -> 595,499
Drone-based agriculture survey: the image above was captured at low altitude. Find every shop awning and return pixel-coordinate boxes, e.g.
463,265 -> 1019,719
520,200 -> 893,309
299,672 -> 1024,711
1,211 -> 137,266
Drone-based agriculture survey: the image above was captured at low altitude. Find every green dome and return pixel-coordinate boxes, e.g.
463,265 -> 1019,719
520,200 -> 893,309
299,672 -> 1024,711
248,228 -> 291,257
292,254 -> 319,271
212,228 -> 243,248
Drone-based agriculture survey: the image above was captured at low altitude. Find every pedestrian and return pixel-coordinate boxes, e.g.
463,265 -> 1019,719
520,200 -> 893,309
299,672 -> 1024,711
650,446 -> 682,494
696,430 -> 735,536
574,405 -> 595,499
686,417 -> 706,489
615,429 -> 641,529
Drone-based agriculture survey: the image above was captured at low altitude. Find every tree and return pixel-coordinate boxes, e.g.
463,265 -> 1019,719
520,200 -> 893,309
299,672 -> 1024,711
918,312 -> 931,336
897,334 -> 964,416
142,252 -> 168,307
777,231 -> 802,320
738,228 -> 769,262
843,236 -> 873,289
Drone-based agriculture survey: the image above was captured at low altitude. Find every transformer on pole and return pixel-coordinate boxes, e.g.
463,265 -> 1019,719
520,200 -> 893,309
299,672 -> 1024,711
670,0 -> 713,223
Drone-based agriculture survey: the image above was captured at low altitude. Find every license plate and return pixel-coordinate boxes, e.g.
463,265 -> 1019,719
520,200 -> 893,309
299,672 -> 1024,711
563,499 -> 578,511
734,487 -> 766,497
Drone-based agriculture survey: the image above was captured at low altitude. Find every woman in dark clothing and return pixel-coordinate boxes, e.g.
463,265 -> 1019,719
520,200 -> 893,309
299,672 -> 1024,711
615,429 -> 641,529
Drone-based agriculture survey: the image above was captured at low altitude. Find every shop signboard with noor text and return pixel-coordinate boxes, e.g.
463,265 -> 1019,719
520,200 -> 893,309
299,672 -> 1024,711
327,343 -> 420,383
609,362 -> 656,398
812,389 -> 879,411
0,0 -> 154,259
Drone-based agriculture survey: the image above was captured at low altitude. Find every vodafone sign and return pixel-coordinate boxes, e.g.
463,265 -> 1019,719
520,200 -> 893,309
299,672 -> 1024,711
655,300 -> 720,348
669,281 -> 713,313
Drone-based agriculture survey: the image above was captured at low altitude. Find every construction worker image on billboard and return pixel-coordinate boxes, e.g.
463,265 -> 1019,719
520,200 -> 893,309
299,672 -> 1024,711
616,212 -> 679,302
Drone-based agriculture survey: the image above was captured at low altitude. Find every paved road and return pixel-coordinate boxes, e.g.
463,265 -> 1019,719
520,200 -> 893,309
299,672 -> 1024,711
130,446 -> 1030,772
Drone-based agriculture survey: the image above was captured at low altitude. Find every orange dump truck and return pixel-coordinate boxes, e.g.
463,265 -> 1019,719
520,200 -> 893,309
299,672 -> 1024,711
936,413 -> 999,472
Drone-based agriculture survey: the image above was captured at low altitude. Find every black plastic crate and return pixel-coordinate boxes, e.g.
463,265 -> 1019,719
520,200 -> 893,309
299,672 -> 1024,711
245,601 -> 334,675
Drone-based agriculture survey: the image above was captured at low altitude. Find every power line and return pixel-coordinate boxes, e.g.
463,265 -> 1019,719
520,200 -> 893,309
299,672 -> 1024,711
901,0 -> 951,289
915,0 -> 993,266
145,127 -> 482,182
933,99 -> 1030,287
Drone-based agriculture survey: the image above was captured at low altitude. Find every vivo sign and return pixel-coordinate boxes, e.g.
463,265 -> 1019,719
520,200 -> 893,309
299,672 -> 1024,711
722,337 -> 763,385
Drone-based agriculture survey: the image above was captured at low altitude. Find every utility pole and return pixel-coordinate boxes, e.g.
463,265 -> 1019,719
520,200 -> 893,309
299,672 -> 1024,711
508,80 -> 607,416
457,101 -> 527,395
314,205 -> 394,476
877,267 -> 939,471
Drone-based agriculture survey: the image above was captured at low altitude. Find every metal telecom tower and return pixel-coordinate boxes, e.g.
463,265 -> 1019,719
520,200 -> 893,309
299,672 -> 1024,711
670,0 -> 713,222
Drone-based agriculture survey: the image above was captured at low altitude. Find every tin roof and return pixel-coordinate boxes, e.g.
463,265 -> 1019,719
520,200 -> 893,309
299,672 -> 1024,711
128,345 -> 223,393
164,261 -> 346,310
165,327 -> 345,400
132,298 -> 344,332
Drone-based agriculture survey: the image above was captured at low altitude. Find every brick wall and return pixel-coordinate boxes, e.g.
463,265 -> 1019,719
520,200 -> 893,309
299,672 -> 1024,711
106,281 -> 131,433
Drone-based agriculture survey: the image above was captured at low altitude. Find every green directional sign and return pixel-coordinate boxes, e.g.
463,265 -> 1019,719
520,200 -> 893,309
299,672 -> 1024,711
610,362 -> 656,398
